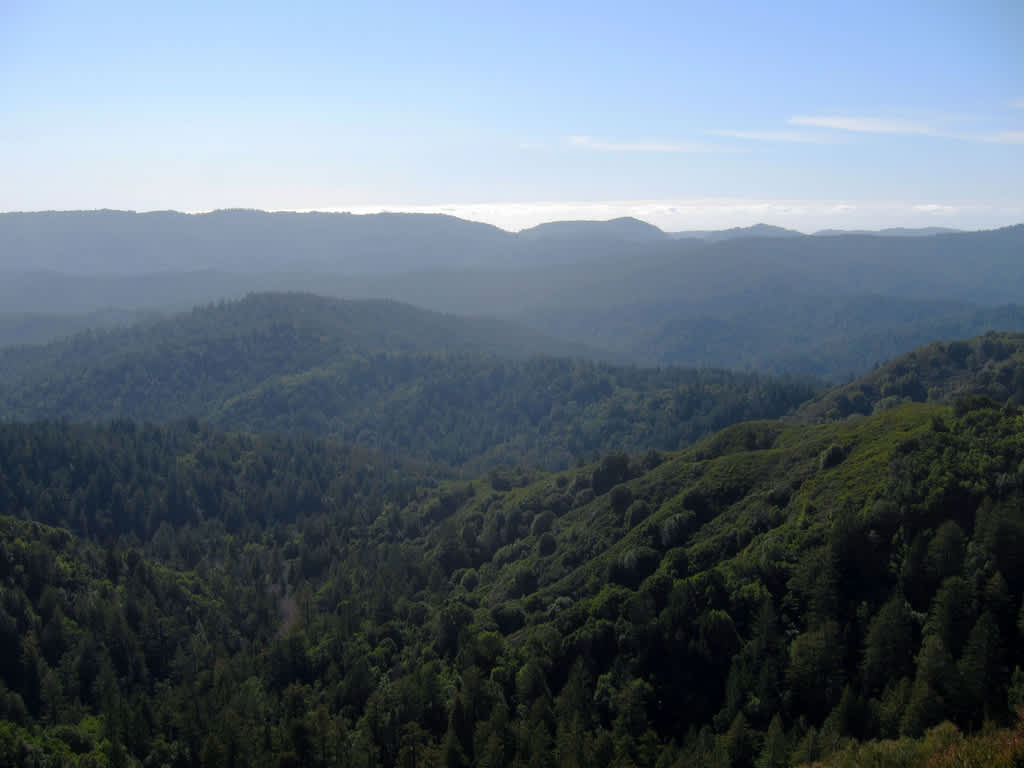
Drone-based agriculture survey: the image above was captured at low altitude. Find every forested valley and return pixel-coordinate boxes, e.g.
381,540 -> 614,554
0,289 -> 1023,766
0,293 -> 817,473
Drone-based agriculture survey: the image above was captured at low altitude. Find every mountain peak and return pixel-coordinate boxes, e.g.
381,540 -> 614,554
517,216 -> 668,242
670,222 -> 804,241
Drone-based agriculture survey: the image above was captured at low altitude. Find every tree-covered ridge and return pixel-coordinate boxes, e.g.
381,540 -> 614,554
0,291 -> 602,377
790,331 -> 1024,423
0,292 -> 818,472
1,396 -> 1024,765
210,355 -> 815,471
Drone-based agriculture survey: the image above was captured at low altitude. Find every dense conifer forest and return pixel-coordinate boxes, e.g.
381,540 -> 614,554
0,294 -> 818,472
0,306 -> 1023,766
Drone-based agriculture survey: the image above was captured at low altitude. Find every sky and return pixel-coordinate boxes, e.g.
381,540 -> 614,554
1,0 -> 1022,231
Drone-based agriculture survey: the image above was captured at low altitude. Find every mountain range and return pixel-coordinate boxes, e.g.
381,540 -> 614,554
0,209 -> 994,276
1,211 -> 1022,384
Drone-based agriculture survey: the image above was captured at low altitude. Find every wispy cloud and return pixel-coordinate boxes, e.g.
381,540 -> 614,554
1011,99 -> 1024,109
789,115 -> 938,135
787,113 -> 1024,143
985,131 -> 1024,144
568,135 -> 717,152
711,129 -> 838,143
561,115 -> 1020,152
913,203 -> 958,215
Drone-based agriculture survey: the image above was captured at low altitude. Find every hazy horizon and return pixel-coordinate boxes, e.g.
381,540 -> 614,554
1,202 -> 1021,235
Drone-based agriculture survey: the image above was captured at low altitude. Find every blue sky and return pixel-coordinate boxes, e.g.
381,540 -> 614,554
2,0 -> 1022,230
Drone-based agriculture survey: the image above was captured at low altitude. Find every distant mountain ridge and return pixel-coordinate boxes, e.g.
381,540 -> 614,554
670,222 -> 803,240
0,209 -> 676,276
525,295 -> 1024,381
0,209 -> 514,274
2,222 -> 1021,318
2,211 -> 1022,383
814,226 -> 963,237
0,209 -> 1005,279
517,216 -> 668,242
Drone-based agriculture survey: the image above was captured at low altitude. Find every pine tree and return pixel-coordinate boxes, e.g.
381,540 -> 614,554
756,714 -> 788,768
861,596 -> 914,695
958,611 -> 1005,726
902,635 -> 959,737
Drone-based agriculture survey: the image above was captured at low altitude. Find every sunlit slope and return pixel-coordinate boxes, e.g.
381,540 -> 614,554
0,397 -> 1022,763
790,331 -> 1024,423
387,398 -> 1024,764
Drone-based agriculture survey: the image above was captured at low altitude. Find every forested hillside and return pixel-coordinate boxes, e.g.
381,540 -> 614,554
791,331 -> 1024,423
1,393 -> 1023,766
0,293 -> 817,471
1,291 -> 1023,767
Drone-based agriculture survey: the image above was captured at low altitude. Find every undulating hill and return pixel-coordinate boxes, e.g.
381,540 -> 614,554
0,307 -> 158,349
518,217 -> 669,242
0,209 -> 515,274
0,356 -> 1022,765
0,291 -> 603,388
6,281 -> 1021,383
790,331 -> 1024,423
0,209 -> 679,280
526,295 -> 1024,381
814,226 -> 962,237
670,222 -> 804,240
1,213 -> 1020,314
349,223 -> 1024,311
0,292 -> 818,471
